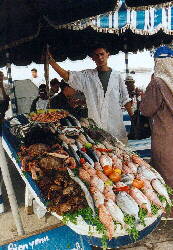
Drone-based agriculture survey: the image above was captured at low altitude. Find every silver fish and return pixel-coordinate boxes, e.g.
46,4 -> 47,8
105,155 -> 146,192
129,187 -> 152,216
116,192 -> 139,222
152,179 -> 171,205
105,199 -> 125,226
68,114 -> 81,127
68,168 -> 95,215
137,166 -> 157,181
121,174 -> 134,185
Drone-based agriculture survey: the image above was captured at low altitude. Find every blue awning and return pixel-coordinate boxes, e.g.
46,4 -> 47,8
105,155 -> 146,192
57,3 -> 173,36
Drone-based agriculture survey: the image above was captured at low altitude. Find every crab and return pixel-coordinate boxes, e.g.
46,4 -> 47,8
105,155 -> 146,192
19,143 -> 77,179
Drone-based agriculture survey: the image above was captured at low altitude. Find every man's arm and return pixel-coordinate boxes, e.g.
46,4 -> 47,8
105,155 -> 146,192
124,101 -> 134,117
49,53 -> 69,82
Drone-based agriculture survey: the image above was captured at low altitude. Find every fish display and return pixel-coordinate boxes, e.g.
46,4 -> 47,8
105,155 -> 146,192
17,112 -> 172,242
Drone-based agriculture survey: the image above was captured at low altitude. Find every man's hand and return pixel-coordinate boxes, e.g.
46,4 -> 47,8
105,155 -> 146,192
48,52 -> 56,64
124,101 -> 134,117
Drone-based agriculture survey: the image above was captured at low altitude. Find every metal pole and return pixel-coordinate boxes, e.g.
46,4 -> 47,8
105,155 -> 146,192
0,137 -> 25,235
44,44 -> 50,108
0,52 -> 25,235
6,52 -> 17,115
124,44 -> 129,78
125,52 -> 129,78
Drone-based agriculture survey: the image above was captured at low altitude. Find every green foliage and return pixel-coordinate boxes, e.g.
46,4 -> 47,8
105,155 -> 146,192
139,208 -> 147,226
158,194 -> 173,215
165,184 -> 173,196
62,207 -> 108,249
124,215 -> 139,241
151,204 -> 159,215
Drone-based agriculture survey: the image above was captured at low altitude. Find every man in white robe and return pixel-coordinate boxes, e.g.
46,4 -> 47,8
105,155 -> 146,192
48,47 -> 133,143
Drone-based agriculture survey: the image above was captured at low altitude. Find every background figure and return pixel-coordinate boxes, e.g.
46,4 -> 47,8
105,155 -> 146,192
50,78 -> 87,119
125,76 -> 136,99
30,68 -> 44,88
140,46 -> 173,191
49,78 -> 72,112
30,84 -> 49,112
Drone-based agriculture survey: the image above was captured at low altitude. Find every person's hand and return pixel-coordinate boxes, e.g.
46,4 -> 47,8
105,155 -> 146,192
48,52 -> 56,63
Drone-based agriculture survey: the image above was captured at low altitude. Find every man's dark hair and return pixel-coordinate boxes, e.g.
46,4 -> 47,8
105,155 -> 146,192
60,80 -> 70,91
50,78 -> 60,86
39,84 -> 46,90
31,68 -> 37,72
89,45 -> 109,57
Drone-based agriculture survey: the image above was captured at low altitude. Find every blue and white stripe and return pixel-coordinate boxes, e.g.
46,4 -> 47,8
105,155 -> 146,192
56,3 -> 173,35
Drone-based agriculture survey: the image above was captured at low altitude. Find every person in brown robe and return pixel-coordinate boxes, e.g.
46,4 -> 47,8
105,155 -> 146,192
140,57 -> 173,190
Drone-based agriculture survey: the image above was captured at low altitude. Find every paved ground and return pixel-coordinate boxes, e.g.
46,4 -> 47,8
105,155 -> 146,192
1,154 -> 173,249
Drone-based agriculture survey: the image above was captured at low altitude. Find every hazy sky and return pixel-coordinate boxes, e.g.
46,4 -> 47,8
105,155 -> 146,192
0,50 -> 154,81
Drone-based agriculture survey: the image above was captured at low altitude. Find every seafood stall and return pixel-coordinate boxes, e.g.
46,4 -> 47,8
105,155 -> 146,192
2,109 -> 172,249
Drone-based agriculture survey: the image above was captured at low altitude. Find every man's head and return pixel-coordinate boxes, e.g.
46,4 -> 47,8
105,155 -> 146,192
31,68 -> 38,78
60,80 -> 76,97
50,78 -> 60,93
125,76 -> 135,97
0,71 -> 4,82
38,84 -> 48,99
90,46 -> 110,68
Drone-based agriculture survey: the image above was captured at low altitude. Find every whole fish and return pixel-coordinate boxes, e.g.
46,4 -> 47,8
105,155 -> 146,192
129,187 -> 152,216
96,170 -> 109,182
152,179 -> 171,205
98,204 -> 115,240
99,155 -> 112,167
65,119 -> 73,126
110,154 -> 123,169
137,166 -> 158,181
105,199 -> 125,226
94,162 -> 103,171
141,179 -> 164,209
83,132 -> 96,145
116,192 -> 139,222
121,174 -> 134,185
79,168 -> 91,183
127,162 -> 138,174
79,150 -> 95,167
93,190 -> 105,208
68,169 -> 95,215
76,141 -> 95,167
90,176 -> 104,193
103,186 -> 116,201
87,148 -> 99,162
83,163 -> 96,176
68,144 -> 81,165
68,114 -> 81,127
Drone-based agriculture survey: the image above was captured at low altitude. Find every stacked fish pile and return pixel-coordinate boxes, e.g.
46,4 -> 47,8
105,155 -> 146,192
18,111 -> 172,242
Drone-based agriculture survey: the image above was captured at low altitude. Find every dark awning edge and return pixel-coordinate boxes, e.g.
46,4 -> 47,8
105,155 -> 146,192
126,0 -> 173,10
0,23 -> 41,52
37,0 -> 118,25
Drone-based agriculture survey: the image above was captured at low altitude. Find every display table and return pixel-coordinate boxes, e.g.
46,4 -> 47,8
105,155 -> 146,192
0,114 -> 163,250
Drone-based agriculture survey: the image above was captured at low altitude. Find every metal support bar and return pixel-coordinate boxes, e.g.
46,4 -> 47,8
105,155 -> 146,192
125,52 -> 129,78
0,137 -> 25,235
